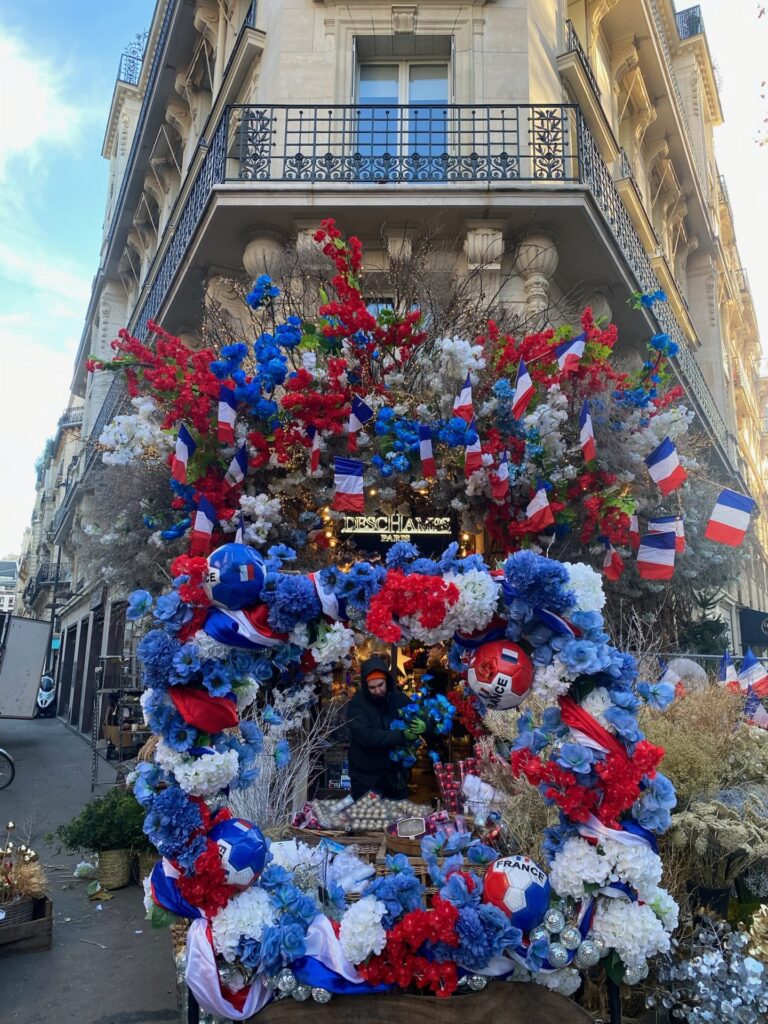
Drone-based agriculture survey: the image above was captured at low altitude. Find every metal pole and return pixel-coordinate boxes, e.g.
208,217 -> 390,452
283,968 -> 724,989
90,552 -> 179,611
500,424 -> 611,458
606,977 -> 622,1024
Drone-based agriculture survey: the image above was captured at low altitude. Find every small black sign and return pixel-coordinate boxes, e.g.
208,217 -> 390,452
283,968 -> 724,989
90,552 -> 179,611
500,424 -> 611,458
739,606 -> 768,651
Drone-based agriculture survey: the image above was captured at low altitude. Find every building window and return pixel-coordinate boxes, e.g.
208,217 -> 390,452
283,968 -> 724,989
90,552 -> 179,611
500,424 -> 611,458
357,62 -> 449,160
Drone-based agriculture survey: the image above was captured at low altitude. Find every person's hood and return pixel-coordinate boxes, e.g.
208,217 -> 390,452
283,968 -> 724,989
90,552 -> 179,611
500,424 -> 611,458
360,655 -> 395,701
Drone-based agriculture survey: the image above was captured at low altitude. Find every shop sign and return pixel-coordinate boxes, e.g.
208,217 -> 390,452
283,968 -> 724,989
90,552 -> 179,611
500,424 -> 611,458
340,513 -> 453,551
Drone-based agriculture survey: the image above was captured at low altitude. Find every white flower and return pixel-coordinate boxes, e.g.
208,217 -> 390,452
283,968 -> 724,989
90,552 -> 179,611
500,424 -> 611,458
646,887 -> 679,932
532,661 -> 570,702
154,738 -> 184,774
591,898 -> 671,969
171,749 -> 242,797
310,623 -> 356,667
433,336 -> 486,380
193,630 -> 233,663
534,967 -> 582,997
234,677 -> 260,712
549,836 -> 663,902
562,561 -> 606,612
289,623 -> 310,648
211,887 -> 277,963
237,493 -> 282,547
99,397 -> 173,466
339,896 -> 387,964
579,687 -> 614,729
142,876 -> 155,914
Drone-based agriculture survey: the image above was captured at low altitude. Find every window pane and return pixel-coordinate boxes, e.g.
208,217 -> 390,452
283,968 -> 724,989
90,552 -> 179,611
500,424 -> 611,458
408,65 -> 448,104
408,65 -> 448,160
358,65 -> 399,104
358,65 -> 400,160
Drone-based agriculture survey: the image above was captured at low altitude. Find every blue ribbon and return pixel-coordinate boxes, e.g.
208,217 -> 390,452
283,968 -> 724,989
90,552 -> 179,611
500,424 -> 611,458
291,957 -> 391,995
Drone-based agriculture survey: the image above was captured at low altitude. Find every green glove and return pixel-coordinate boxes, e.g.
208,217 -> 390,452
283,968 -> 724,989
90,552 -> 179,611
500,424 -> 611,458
403,718 -> 426,741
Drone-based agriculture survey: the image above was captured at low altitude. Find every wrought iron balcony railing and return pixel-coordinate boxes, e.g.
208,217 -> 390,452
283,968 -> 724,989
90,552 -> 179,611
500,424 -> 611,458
564,19 -> 601,100
677,6 -> 704,40
58,408 -> 84,429
117,52 -> 142,87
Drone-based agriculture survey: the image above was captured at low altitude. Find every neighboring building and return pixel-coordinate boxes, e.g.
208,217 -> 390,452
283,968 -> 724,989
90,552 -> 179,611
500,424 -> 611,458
15,0 -> 768,733
0,561 -> 18,616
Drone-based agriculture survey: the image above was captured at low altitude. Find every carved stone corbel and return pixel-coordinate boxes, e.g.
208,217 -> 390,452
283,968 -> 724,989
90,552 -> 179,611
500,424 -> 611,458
242,232 -> 286,278
587,0 -> 619,49
612,40 -> 639,91
513,233 -> 559,316
464,222 -> 505,270
632,103 -> 657,149
166,98 -> 192,145
193,2 -> 219,48
383,225 -> 418,263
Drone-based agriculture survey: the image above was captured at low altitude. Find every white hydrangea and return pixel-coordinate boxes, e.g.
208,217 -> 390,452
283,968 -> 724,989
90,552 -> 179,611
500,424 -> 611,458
433,336 -> 486,381
310,623 -> 357,668
289,623 -> 310,648
192,631 -> 232,663
533,967 -> 582,997
171,749 -> 242,797
562,561 -> 606,612
153,738 -> 184,774
646,886 -> 679,932
532,661 -> 571,702
549,836 -> 663,902
591,898 -> 671,969
524,389 -> 568,461
237,493 -> 282,547
442,569 -> 501,635
211,887 -> 277,963
580,686 -> 614,730
234,676 -> 260,712
339,896 -> 388,964
99,397 -> 173,466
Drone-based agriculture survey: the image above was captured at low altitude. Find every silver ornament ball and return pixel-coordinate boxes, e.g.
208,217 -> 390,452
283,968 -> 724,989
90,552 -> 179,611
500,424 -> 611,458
592,934 -> 606,955
293,984 -> 312,1002
529,925 -> 550,944
548,942 -> 570,968
560,925 -> 582,950
574,940 -> 601,968
276,968 -> 298,994
311,987 -> 333,1004
544,908 -> 566,934
623,964 -> 645,986
467,975 -> 488,992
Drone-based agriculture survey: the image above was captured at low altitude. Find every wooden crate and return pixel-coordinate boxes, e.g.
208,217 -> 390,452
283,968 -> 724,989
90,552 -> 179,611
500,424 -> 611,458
0,896 -> 53,956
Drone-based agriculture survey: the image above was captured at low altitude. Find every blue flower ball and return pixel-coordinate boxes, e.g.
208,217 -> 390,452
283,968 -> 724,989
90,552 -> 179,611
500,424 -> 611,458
209,818 -> 268,889
204,543 -> 266,610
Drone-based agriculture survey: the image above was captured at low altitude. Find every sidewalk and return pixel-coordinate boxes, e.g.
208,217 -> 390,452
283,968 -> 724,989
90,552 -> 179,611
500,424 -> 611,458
0,717 -> 179,1024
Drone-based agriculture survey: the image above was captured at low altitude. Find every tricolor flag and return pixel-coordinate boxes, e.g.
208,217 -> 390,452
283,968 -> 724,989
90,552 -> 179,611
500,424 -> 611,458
234,511 -> 245,545
637,531 -> 676,580
217,386 -> 237,444
718,650 -> 739,687
419,425 -> 436,478
738,648 -> 768,697
704,488 -> 756,547
512,359 -> 535,419
554,332 -> 586,373
745,687 -> 768,729
602,541 -> 624,582
629,514 -> 641,550
307,426 -> 321,474
526,481 -> 555,532
452,373 -> 474,424
333,456 -> 364,512
490,451 -> 510,503
464,420 -> 483,477
579,399 -> 596,462
224,445 -> 248,488
347,395 -> 374,451
648,515 -> 685,553
172,423 -> 196,484
189,495 -> 218,556
645,436 -> 687,495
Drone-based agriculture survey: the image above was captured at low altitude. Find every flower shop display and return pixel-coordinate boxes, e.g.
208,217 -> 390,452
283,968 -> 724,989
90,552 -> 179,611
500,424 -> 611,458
86,222 -> 768,1019
293,793 -> 432,835
0,821 -> 53,955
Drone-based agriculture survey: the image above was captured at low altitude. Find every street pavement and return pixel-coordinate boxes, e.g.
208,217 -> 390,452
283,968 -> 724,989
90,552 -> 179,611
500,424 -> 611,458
0,717 -> 179,1024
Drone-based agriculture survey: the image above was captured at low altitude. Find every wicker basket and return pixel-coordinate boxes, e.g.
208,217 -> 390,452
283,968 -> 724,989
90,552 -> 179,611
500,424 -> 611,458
97,848 -> 132,890
0,895 -> 35,928
171,920 -> 190,958
137,735 -> 159,763
136,850 -> 160,882
385,832 -> 424,857
287,826 -> 385,862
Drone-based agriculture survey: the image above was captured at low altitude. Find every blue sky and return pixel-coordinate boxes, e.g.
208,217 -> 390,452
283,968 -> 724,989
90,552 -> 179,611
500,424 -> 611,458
0,0 -> 766,557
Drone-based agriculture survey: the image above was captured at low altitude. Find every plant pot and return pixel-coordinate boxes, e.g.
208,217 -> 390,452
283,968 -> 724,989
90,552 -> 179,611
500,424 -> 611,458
686,880 -> 731,917
136,850 -> 160,882
97,848 -> 132,890
0,895 -> 35,928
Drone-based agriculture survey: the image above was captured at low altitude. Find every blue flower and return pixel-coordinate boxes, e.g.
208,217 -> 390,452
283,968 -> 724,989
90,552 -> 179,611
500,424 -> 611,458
142,687 -> 174,733
239,720 -> 262,746
555,742 -> 595,775
502,551 -> 575,613
154,591 -> 183,622
274,739 -> 291,769
603,706 -> 643,742
263,573 -> 321,632
171,643 -> 202,682
559,638 -> 605,675
127,590 -> 153,621
609,689 -> 641,713
246,274 -> 280,309
131,762 -> 167,807
166,716 -> 198,752
633,773 -> 677,833
143,786 -> 203,858
266,544 -> 297,571
542,818 -> 577,864
275,316 -> 302,349
260,864 -> 291,891
202,662 -> 233,697
636,680 -> 676,711
175,833 -> 209,872
570,610 -> 604,635
137,630 -> 182,689
466,842 -> 498,867
237,936 -> 263,969
440,872 -> 477,908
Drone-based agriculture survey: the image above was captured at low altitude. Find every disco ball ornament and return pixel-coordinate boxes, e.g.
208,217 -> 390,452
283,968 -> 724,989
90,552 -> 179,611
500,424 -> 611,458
208,818 -> 268,889
548,942 -> 570,968
203,543 -> 266,610
311,988 -> 332,1004
592,934 -> 606,955
543,908 -> 566,934
482,855 -> 551,932
276,969 -> 298,994
529,925 -> 550,944
573,940 -> 601,968
467,975 -> 488,992
623,963 -> 646,986
466,641 -> 534,710
293,985 -> 312,1002
560,924 -> 582,950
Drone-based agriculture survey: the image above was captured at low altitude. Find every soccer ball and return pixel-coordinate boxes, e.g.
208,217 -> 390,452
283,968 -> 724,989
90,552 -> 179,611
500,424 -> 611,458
203,543 -> 266,610
482,855 -> 551,932
466,641 -> 533,710
209,818 -> 268,889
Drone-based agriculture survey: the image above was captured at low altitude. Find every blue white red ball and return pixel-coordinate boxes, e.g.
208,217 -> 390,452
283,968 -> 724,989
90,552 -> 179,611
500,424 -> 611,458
481,854 -> 551,932
204,543 -> 266,610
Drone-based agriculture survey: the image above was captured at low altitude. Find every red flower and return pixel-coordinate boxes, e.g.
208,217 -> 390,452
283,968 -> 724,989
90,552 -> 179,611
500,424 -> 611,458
365,572 -> 460,643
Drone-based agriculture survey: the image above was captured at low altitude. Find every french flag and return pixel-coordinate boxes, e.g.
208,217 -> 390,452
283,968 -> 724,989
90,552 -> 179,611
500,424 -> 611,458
645,437 -> 687,495
217,386 -> 237,444
490,451 -> 510,503
602,541 -> 624,582
637,531 -> 676,580
512,359 -> 535,419
718,650 -> 739,687
307,426 -> 321,474
333,456 -> 364,512
224,445 -> 248,488
738,648 -> 768,697
347,395 -> 373,451
419,425 -> 436,478
234,511 -> 245,544
171,423 -> 196,484
704,488 -> 756,547
526,481 -> 555,532
629,514 -> 640,550
579,399 -> 596,462
554,332 -> 586,373
464,420 -> 483,477
452,373 -> 474,424
189,495 -> 218,556
745,687 -> 768,729
649,515 -> 685,553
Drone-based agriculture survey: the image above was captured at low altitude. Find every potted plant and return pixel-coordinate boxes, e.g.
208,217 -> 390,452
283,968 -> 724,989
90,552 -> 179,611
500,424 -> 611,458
1,821 -> 48,928
55,787 -> 147,891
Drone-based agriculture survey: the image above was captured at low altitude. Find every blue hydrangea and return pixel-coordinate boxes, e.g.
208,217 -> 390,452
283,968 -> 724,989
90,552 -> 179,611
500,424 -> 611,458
137,630 -> 182,689
502,551 -> 575,613
386,541 -> 420,569
143,786 -> 203,859
246,274 -> 280,308
262,573 -> 321,631
275,316 -> 302,349
210,342 -> 248,379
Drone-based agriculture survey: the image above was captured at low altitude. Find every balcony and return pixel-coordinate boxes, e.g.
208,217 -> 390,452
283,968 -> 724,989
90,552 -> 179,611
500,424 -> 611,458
676,6 -> 704,40
58,408 -> 84,430
557,22 -> 618,163
117,52 -> 142,87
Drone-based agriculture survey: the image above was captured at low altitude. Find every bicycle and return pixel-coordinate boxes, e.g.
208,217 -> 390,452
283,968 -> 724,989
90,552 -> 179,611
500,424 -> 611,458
0,747 -> 15,789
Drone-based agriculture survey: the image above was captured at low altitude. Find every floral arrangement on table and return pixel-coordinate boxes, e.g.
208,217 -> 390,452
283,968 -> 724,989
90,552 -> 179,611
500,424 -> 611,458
86,223 -> 759,1018
1,821 -> 47,910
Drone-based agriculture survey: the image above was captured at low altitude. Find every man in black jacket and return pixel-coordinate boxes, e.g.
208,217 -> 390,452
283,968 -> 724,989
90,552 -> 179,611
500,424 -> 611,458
346,655 -> 410,800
